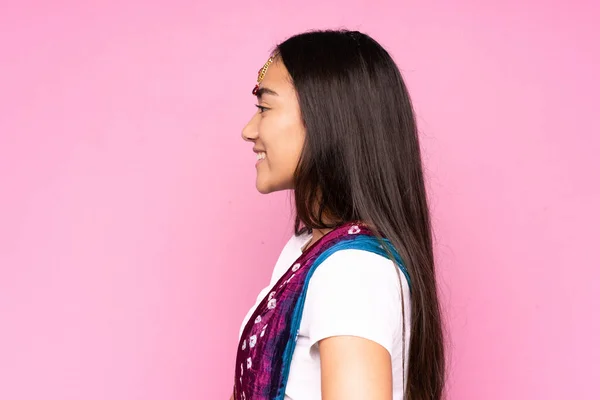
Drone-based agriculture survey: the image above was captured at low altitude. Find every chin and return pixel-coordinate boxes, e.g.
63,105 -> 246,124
255,178 -> 274,194
256,179 -> 289,195
256,185 -> 273,194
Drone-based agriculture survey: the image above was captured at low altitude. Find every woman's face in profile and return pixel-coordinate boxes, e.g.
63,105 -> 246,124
242,59 -> 306,194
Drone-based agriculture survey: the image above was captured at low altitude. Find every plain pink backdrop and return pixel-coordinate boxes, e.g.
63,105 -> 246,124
1,1 -> 598,399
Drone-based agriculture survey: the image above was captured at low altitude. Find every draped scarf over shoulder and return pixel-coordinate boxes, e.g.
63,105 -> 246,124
233,222 -> 411,400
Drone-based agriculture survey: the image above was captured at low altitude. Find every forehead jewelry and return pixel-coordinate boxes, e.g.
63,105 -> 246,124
252,57 -> 274,95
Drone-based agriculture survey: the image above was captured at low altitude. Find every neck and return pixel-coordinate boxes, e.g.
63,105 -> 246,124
312,227 -> 331,240
301,227 -> 332,253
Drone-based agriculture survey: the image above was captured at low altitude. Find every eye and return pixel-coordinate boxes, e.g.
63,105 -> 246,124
255,105 -> 269,114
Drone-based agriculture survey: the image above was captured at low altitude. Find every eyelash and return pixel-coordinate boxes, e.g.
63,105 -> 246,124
255,105 -> 269,113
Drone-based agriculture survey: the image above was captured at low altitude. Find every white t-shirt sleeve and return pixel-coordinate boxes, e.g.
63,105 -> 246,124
303,249 -> 404,355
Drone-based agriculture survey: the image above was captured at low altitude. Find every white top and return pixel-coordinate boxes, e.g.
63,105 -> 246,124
239,233 -> 411,400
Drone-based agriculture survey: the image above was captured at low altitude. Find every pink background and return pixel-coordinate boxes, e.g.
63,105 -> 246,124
1,1 -> 598,399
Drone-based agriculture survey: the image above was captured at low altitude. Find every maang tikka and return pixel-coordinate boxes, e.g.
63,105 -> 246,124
252,57 -> 274,95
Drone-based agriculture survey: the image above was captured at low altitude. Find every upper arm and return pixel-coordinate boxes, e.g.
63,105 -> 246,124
319,335 -> 392,400
303,249 -> 405,400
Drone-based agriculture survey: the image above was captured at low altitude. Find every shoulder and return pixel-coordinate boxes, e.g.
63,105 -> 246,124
303,249 -> 409,353
311,249 -> 404,294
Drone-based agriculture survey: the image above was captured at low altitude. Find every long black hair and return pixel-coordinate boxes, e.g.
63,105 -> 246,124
274,30 -> 445,399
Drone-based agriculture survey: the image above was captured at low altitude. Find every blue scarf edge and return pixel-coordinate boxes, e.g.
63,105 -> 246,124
275,234 -> 411,399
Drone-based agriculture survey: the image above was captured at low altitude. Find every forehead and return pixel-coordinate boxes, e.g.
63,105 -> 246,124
259,60 -> 294,95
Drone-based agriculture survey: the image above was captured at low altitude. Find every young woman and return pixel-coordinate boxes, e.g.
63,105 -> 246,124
233,30 -> 445,400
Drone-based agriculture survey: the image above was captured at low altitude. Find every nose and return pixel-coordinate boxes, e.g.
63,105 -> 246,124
242,113 -> 259,142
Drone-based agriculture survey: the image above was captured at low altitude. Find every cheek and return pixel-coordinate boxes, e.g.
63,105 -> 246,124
260,110 -> 305,171
262,117 -> 304,163
267,141 -> 301,175
278,132 -> 304,170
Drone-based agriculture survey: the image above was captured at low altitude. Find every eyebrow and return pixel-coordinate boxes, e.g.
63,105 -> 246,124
255,87 -> 279,99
